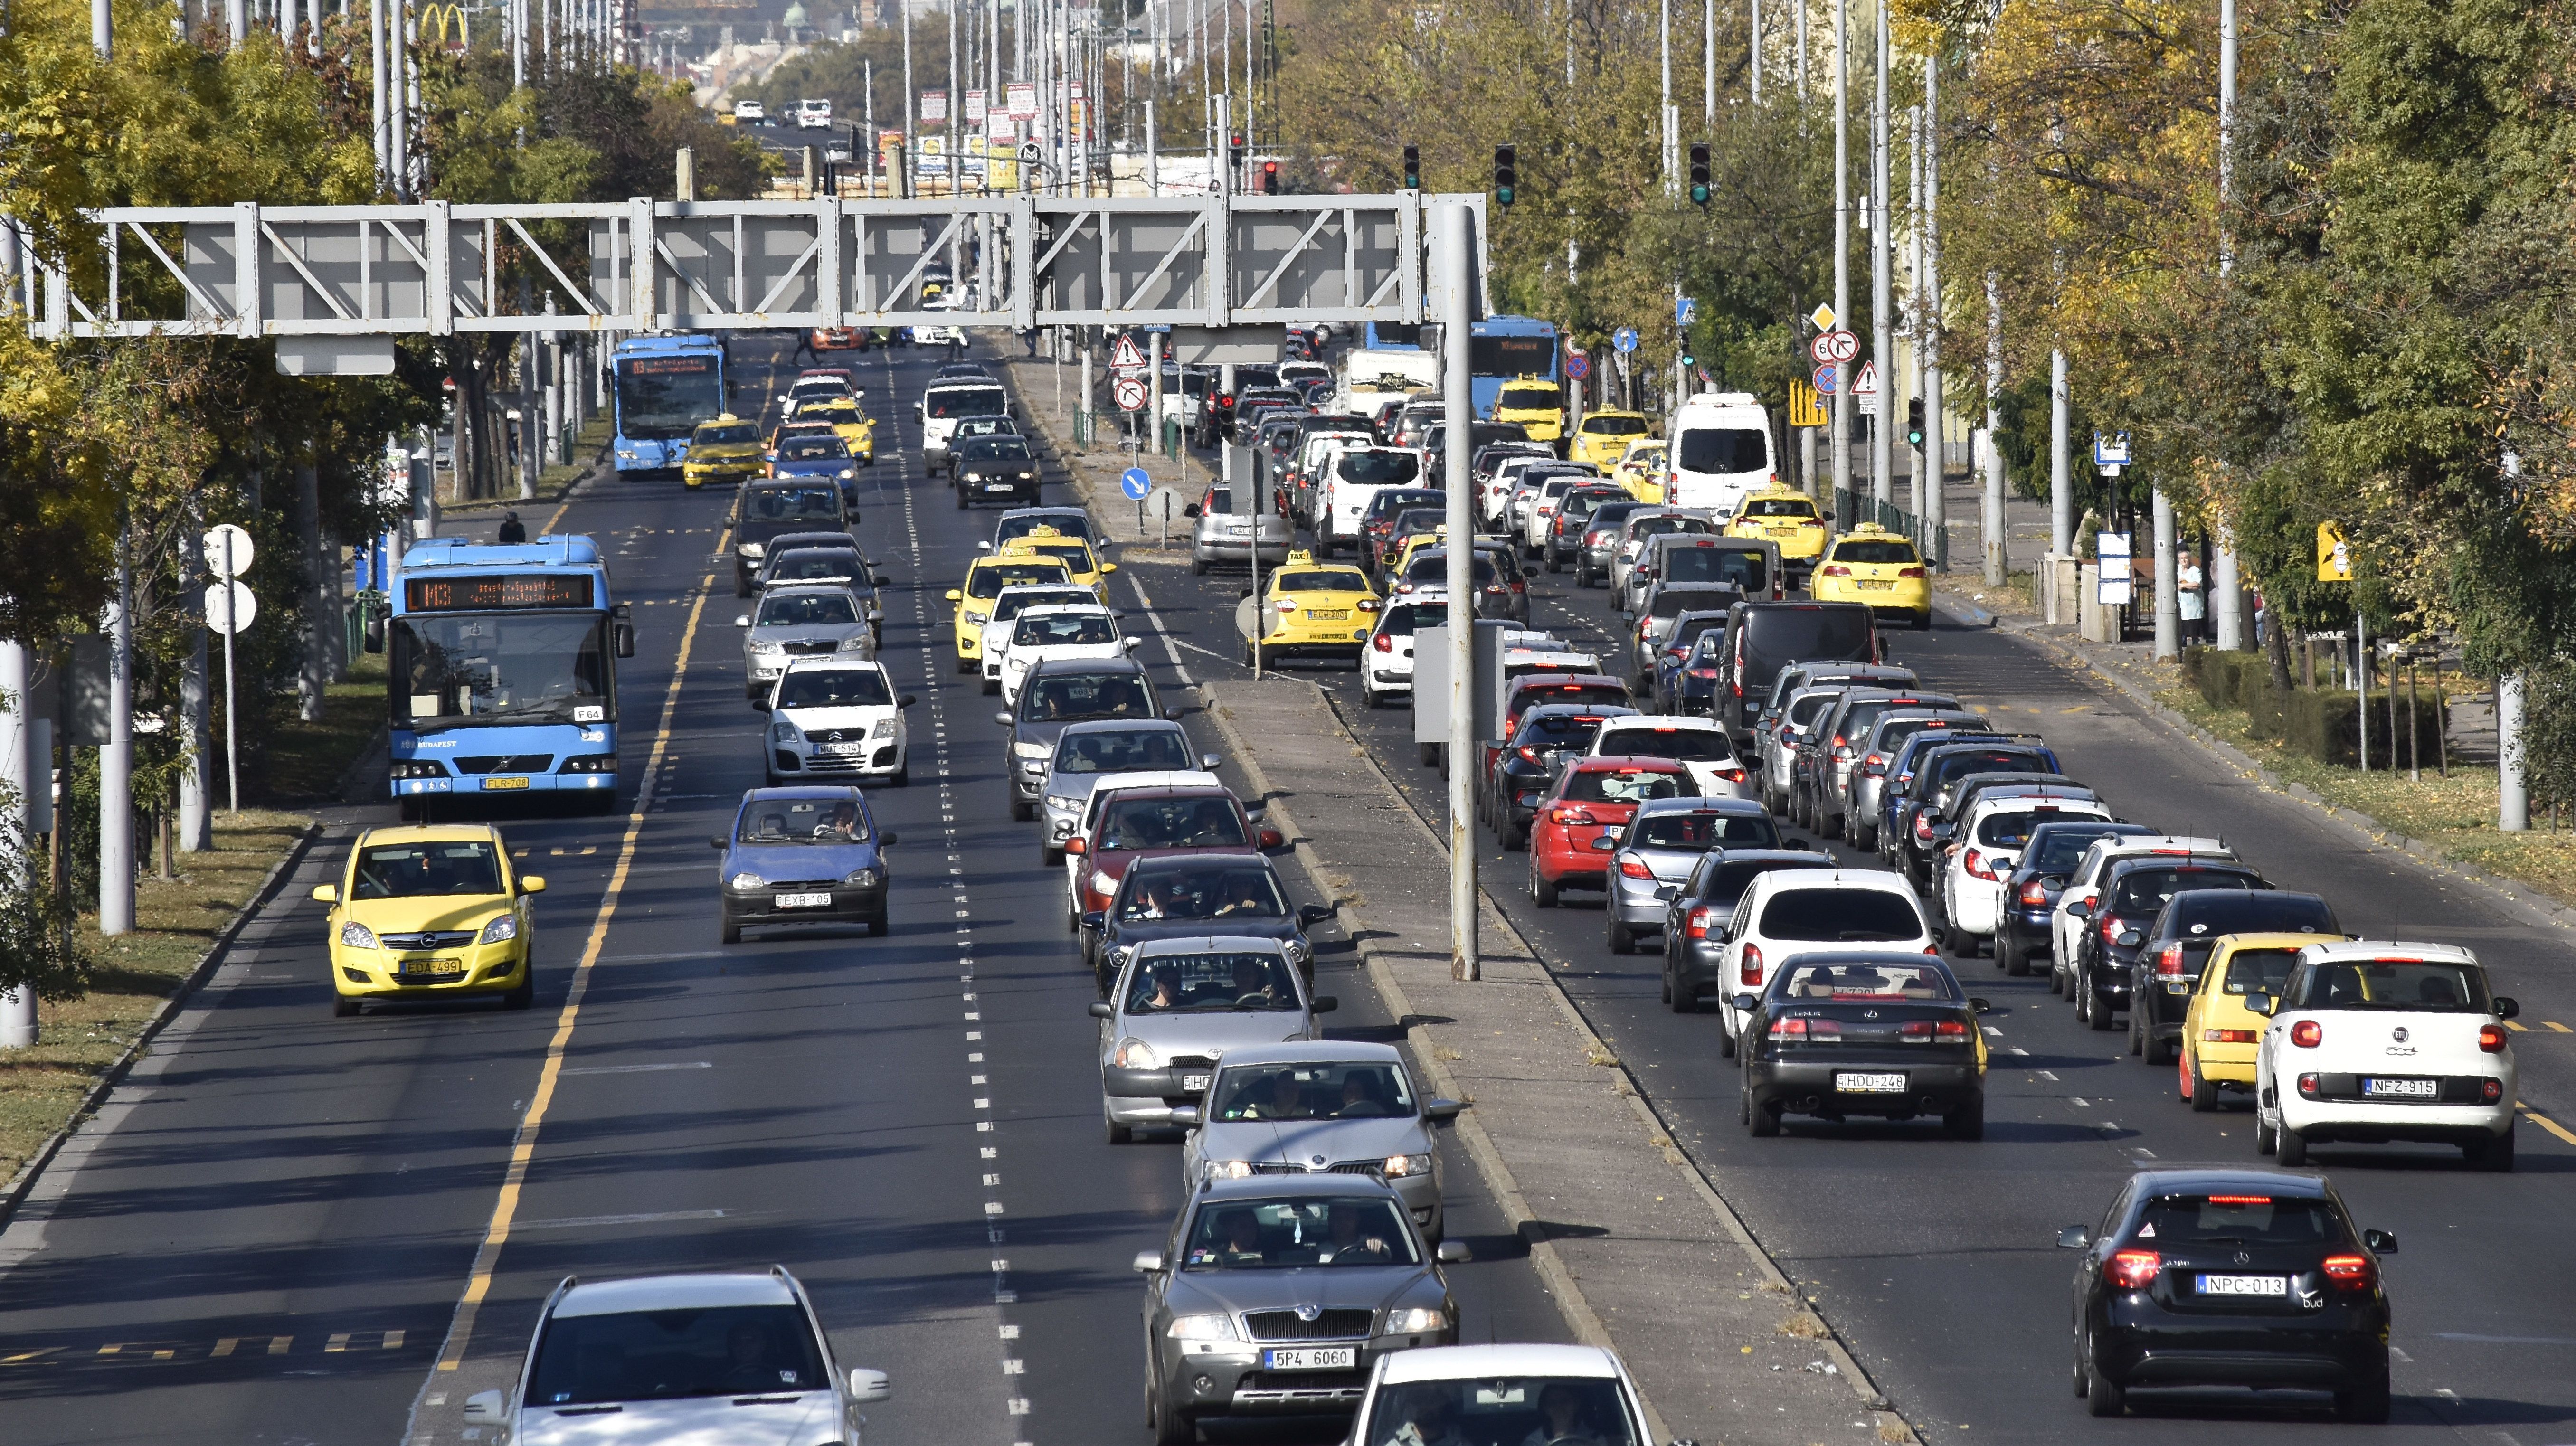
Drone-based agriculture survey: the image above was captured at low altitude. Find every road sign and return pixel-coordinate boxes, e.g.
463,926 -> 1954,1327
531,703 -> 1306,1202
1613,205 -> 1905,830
1122,466 -> 1152,499
204,580 -> 257,635
2096,531 -> 2135,605
1809,302 -> 1836,332
1109,333 -> 1148,372
1564,352 -> 1591,382
1789,378 -> 1827,427
1676,296 -> 1698,327
1112,376 -> 1150,412
1812,363 -> 1838,396
1811,329 -> 1859,365
1852,359 -> 1881,416
1612,326 -> 1639,355
2093,430 -> 2132,477
202,524 -> 256,579
2317,522 -> 2352,582
1018,140 -> 1042,164
1007,81 -> 1039,119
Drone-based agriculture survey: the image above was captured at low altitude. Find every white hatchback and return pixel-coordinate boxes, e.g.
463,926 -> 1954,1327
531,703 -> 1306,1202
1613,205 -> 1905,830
1360,593 -> 1449,709
979,582 -> 1099,692
2254,940 -> 2520,1170
1940,791 -> 2113,947
997,604 -> 1139,708
1713,869 -> 1934,1055
764,659 -> 913,787
1588,716 -> 1749,799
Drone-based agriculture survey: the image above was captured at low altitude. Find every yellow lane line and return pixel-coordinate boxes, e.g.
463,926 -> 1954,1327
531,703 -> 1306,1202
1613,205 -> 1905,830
2546,1021 -> 2572,1033
2522,1107 -> 2576,1149
2505,1020 -> 2529,1032
429,543 -> 726,1374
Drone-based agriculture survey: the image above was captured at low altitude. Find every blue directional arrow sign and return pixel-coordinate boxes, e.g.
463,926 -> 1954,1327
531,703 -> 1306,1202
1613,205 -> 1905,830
1121,467 -> 1153,500
1612,326 -> 1639,355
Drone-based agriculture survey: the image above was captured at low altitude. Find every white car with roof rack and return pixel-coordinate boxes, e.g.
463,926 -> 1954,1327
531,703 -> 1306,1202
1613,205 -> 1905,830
2049,835 -> 2234,992
978,581 -> 1101,692
995,603 -> 1140,709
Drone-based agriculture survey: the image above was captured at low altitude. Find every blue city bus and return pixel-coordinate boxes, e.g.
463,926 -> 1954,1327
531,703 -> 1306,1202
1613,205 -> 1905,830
375,536 -> 636,818
1361,315 -> 1559,417
612,335 -> 729,475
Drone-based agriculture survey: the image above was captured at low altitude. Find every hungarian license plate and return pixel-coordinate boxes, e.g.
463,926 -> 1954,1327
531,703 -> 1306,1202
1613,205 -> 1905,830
821,742 -> 869,756
1261,1347 -> 1356,1371
1306,609 -> 1351,620
400,959 -> 464,980
1835,1072 -> 1906,1094
985,482 -> 1015,491
1857,579 -> 1894,591
2196,1273 -> 2287,1296
775,892 -> 833,909
2365,1076 -> 2437,1098
1767,526 -> 1799,538
1180,1073 -> 1212,1092
483,776 -> 530,790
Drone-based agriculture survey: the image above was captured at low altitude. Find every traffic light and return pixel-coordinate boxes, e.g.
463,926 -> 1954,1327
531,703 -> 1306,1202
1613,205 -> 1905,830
1260,159 -> 1280,194
1906,397 -> 1926,448
1493,144 -> 1516,208
1230,131 -> 1246,170
1401,143 -> 1421,190
1688,142 -> 1711,208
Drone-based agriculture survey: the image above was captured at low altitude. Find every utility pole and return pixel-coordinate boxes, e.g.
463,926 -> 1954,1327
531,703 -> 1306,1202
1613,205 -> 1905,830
1830,0 -> 1850,506
1907,103 -> 1924,523
2209,0 -> 2246,649
1703,0 -> 1715,122
372,0 -> 389,189
392,0 -> 410,197
1659,0 -> 1673,192
1439,202 -> 1478,983
1982,264 -> 2005,586
2051,347 -> 2070,558
903,0 -> 915,198
100,528 -> 134,937
1751,0 -> 1762,104
1922,55 -> 1944,569
2152,489 -> 2179,659
1869,0 -> 1891,507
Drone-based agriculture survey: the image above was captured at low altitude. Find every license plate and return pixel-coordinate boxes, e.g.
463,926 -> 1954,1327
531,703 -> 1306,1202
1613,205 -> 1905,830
483,776 -> 530,790
400,959 -> 464,980
821,742 -> 869,756
985,482 -> 1015,491
2165,979 -> 2192,992
1180,1073 -> 1212,1092
1306,609 -> 1350,620
1261,1347 -> 1356,1371
2365,1077 -> 2437,1098
1857,579 -> 1894,591
776,892 -> 833,908
1767,526 -> 1798,537
1835,1072 -> 1906,1094
2196,1274 -> 2287,1296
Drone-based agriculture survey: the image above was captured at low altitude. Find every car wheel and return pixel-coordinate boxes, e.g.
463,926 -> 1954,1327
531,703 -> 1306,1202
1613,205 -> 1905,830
2073,978 -> 2091,1022
1913,609 -> 1933,632
2275,1124 -> 2309,1166
1658,962 -> 1672,1003
2187,1055 -> 2220,1111
1149,1377 -> 1195,1446
721,918 -> 742,945
1545,548 -> 1562,574
2090,992 -> 2118,1030
2128,1008 -> 2144,1055
2049,958 -> 2067,996
1420,742 -> 1440,769
2334,1366 -> 2392,1424
1853,821 -> 1877,851
1501,822 -> 1526,852
332,995 -> 361,1018
892,766 -> 909,787
2146,1029 -> 2176,1067
956,653 -> 975,673
1107,1115 -> 1134,1146
2254,1109 -> 2279,1155
955,487 -> 968,509
1746,1095 -> 1780,1137
1192,554 -> 1209,576
2083,1344 -> 2126,1417
2003,935 -> 2032,977
1606,918 -> 1634,954
1043,844 -> 1064,867
1009,796 -> 1034,822
502,977 -> 535,1011
2469,1123 -> 2515,1172
982,673 -> 999,695
1944,1096 -> 1985,1140
1530,869 -> 1558,907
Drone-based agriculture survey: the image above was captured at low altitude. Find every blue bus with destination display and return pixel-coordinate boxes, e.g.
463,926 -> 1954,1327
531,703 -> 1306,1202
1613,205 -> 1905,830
612,334 -> 729,475
370,535 -> 635,818
1362,315 -> 1559,418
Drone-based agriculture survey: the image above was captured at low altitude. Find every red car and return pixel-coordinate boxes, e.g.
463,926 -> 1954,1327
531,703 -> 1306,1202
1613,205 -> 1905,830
810,327 -> 866,352
1474,674 -> 1632,786
1525,758 -> 1692,907
1062,785 -> 1285,952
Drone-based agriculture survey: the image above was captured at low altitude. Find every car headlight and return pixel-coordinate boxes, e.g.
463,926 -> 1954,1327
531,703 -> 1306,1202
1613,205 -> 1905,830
1107,943 -> 1136,972
1285,937 -> 1312,964
1113,1037 -> 1157,1070
739,541 -> 766,559
771,721 -> 799,743
963,609 -> 990,625
338,921 -> 379,949
729,872 -> 768,891
1384,1307 -> 1448,1333
1044,794 -> 1082,813
961,472 -> 984,483
1090,869 -> 1119,897
870,718 -> 900,739
1206,1159 -> 1256,1181
616,448 -> 638,460
1383,1152 -> 1434,1178
478,914 -> 520,945
838,468 -> 855,479
1165,1314 -> 1238,1341
1012,740 -> 1051,760
843,867 -> 883,888
838,635 -> 871,652
749,640 -> 784,655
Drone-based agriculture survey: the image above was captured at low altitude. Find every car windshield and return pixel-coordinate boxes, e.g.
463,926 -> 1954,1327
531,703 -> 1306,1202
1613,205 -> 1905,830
1647,588 -> 1732,620
1098,796 -> 1248,850
2220,946 -> 2305,997
1116,863 -> 1286,920
927,387 -> 1009,417
2110,868 -> 2259,913
961,438 -> 1034,461
1019,671 -> 1153,720
1584,414 -> 1649,436
1677,425 -> 1768,473
1518,714 -> 1609,749
1339,451 -> 1421,485
735,797 -> 869,844
350,841 -> 503,899
1628,516 -> 1710,544
997,514 -> 1091,544
392,614 -> 610,727
1276,570 -> 1362,592
1366,1377 -> 1639,1446
2027,827 -> 2132,874
1210,1061 -> 1415,1121
1600,727 -> 1732,763
969,562 -> 1073,599
1181,1197 -> 1421,1270
2171,895 -> 2339,938
1663,547 -> 1767,590
1405,553 -> 1501,586
1759,889 -> 1922,942
1697,857 -> 1810,904
1560,768 -> 1687,803
775,435 -> 849,461
1629,811 -> 1775,848
742,487 -> 842,525
1662,618 -> 1727,656
1773,961 -> 1959,1001
1125,950 -> 1299,1014
774,669 -> 892,708
1379,602 -> 1447,636
695,423 -> 759,446
956,417 -> 1013,435
758,594 -> 858,627
525,1303 -> 829,1406
1498,384 -> 1563,410
2134,1194 -> 2344,1247
1742,608 -> 1877,671
1014,612 -> 1118,646
2290,958 -> 2491,1012
1741,497 -> 1814,519
1015,541 -> 1096,572
1977,809 -> 2094,848
1836,539 -> 1920,565
1055,728 -> 1193,775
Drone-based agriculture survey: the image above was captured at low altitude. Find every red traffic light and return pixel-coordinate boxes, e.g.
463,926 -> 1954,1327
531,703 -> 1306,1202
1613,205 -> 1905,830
1260,160 -> 1280,194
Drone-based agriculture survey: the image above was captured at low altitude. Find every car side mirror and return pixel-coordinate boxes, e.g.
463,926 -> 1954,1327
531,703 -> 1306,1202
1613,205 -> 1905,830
1259,826 -> 1286,850
752,694 -> 770,710
1103,563 -> 1119,573
1589,835 -> 1618,851
2494,996 -> 2519,1020
310,883 -> 339,903
1822,510 -> 1836,523
945,589 -> 964,602
2057,1226 -> 2092,1250
2116,928 -> 2145,949
1424,1098 -> 1465,1122
1167,1104 -> 1203,1127
975,541 -> 993,553
1730,993 -> 1760,1014
875,573 -> 893,586
1311,995 -> 1338,1013
1124,637 -> 1143,651
519,876 -> 547,895
1202,752 -> 1224,771
1064,837 -> 1088,856
1654,885 -> 1679,900
1298,903 -> 1335,926
2065,898 -> 2093,919
710,836 -> 730,851
1184,503 -> 1202,519
734,614 -> 752,627
2245,993 -> 2277,1017
1969,997 -> 1993,1014
613,620 -> 636,658
1088,1001 -> 1115,1020
995,711 -> 1013,726
878,832 -> 897,846
462,1390 -> 506,1423
1133,1250 -> 1166,1274
1435,1240 -> 1471,1264
899,694 -> 917,709
2364,1229 -> 2397,1255
1080,910 -> 1104,930
1165,705 -> 1184,720
848,1369 -> 891,1403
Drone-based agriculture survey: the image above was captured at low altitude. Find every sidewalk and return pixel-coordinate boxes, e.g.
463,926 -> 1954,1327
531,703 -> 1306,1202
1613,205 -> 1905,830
997,354 -> 1207,555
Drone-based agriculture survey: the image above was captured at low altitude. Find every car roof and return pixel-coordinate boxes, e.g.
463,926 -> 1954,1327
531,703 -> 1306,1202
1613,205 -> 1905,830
1026,654 -> 1149,678
760,582 -> 859,599
2093,833 -> 2229,857
1601,715 -> 1724,730
1568,756 -> 1686,773
1092,774 -> 1228,800
1124,851 -> 1280,877
2125,1167 -> 2331,1201
1379,1343 -> 1624,1384
355,823 -> 503,845
2299,938 -> 2479,964
767,530 -> 860,548
1742,867 -> 1917,897
740,784 -> 866,803
778,656 -> 889,676
1059,717 -> 1184,737
555,1271 -> 799,1319
1215,1040 -> 1403,1068
2210,930 -> 2352,954
2105,853 -> 2255,880
1195,1172 -> 1407,1203
1632,795 -> 1766,816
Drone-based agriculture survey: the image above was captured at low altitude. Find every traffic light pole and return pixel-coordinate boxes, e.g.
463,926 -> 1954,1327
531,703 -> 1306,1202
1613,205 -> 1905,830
1440,203 -> 1479,983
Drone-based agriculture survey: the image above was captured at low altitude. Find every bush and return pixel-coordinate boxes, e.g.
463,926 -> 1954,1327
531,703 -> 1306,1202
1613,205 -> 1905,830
2183,646 -> 2272,711
2278,687 -> 2446,768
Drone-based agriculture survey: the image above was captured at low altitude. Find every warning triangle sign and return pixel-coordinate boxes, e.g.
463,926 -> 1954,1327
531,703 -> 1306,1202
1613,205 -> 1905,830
1851,359 -> 1881,396
1109,333 -> 1148,371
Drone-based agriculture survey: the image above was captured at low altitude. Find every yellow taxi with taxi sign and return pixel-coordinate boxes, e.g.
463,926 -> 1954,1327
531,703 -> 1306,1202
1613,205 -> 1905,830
791,395 -> 877,464
1568,409 -> 1652,468
945,554 -> 1076,670
1491,377 -> 1568,444
681,414 -> 765,489
1241,550 -> 1380,667
1724,486 -> 1832,576
1808,524 -> 1932,630
2178,931 -> 2353,1110
996,527 -> 1116,602
1613,439 -> 1669,503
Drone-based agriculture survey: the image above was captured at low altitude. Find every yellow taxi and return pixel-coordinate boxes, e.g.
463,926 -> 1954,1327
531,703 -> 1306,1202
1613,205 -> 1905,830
998,528 -> 1116,602
681,414 -> 765,490
1725,487 -> 1832,571
1490,377 -> 1568,444
1244,550 -> 1380,666
1809,524 -> 1932,630
2180,932 -> 2353,1109
793,395 -> 877,464
945,554 -> 1076,670
313,824 -> 544,1016
1613,439 -> 1668,502
1567,409 -> 1652,468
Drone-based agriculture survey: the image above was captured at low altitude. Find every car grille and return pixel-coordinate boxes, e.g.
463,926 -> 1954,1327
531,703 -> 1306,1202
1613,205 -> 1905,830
1235,1370 -> 1370,1397
1163,1055 -> 1217,1072
1249,1161 -> 1385,1177
766,879 -> 842,893
450,754 -> 553,775
802,749 -> 898,775
811,727 -> 867,743
1242,1310 -> 1375,1342
781,639 -> 842,655
380,930 -> 479,950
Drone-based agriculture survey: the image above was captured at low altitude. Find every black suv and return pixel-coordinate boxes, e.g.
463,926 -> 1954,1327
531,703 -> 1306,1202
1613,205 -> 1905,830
2067,854 -> 2265,1030
2127,889 -> 2339,1063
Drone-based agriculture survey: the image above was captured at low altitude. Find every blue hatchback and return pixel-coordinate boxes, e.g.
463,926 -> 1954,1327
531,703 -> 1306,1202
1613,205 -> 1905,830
712,786 -> 897,943
769,432 -> 862,508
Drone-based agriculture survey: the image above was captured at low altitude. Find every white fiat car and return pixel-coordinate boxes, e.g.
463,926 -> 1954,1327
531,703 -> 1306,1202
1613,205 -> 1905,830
1712,869 -> 1934,1056
764,658 -> 913,787
1940,790 -> 2113,951
996,605 -> 1140,709
979,582 -> 1099,693
2254,940 -> 2521,1171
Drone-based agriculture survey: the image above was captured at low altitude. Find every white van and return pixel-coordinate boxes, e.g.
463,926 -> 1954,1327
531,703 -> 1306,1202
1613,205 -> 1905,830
1316,446 -> 1427,556
1665,391 -> 1779,516
795,98 -> 833,128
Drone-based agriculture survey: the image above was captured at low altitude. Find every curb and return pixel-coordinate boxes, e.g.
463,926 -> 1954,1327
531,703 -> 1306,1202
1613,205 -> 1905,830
0,820 -> 325,1229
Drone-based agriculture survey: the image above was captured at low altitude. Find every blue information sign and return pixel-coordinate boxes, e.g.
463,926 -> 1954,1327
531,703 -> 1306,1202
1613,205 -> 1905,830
1121,467 -> 1153,500
1612,326 -> 1640,355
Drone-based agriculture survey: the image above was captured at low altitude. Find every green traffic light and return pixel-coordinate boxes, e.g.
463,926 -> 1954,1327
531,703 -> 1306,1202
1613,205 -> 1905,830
1496,185 -> 1515,207
1689,182 -> 1710,205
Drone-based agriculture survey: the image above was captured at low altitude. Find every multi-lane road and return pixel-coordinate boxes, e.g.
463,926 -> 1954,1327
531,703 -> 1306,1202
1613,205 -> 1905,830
3,334 -> 2574,1446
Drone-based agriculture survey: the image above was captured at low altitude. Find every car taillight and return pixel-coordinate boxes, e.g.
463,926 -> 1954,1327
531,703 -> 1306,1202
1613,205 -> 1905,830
2480,1023 -> 2508,1052
2202,1028 -> 2258,1043
1687,667 -> 1718,679
2104,1250 -> 2161,1291
1768,1015 -> 1840,1040
1914,813 -> 1935,841
1714,765 -> 1746,782
1619,858 -> 1655,879
1550,807 -> 1599,826
1819,564 -> 1852,577
1517,746 -> 1543,763
2480,1077 -> 2503,1101
1686,906 -> 1722,939
2099,913 -> 2123,944
1509,579 -> 1526,593
2290,1020 -> 2322,1048
1740,943 -> 1764,987
2320,1254 -> 2376,1292
2155,942 -> 2186,976
1274,599 -> 1297,613
1898,565 -> 1927,578
1964,849 -> 1998,881
2019,881 -> 2051,906
1372,632 -> 1394,653
1899,1018 -> 1972,1041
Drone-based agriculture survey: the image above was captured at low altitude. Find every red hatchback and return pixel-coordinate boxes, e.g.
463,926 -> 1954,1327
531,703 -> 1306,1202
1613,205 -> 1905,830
1062,785 -> 1285,949
1526,758 -> 1693,907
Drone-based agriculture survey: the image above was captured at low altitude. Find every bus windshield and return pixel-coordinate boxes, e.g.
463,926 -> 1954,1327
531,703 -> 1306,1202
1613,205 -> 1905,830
393,613 -> 612,727
616,353 -> 724,440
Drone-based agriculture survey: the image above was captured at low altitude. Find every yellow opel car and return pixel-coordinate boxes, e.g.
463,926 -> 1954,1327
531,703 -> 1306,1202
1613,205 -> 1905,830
1614,439 -> 1669,502
1725,487 -> 1831,572
1809,524 -> 1932,630
1568,409 -> 1652,468
1490,377 -> 1568,444
2180,932 -> 2352,1109
1246,550 -> 1380,666
314,824 -> 544,1016
945,555 -> 1075,671
794,396 -> 877,464
681,414 -> 765,490
998,528 -> 1116,602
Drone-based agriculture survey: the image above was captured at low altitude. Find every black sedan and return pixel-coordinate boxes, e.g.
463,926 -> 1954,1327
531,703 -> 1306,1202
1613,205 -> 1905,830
2070,854 -> 2265,1030
952,435 -> 1043,507
1735,950 -> 1989,1139
1083,854 -> 1335,995
2060,1167 -> 2394,1421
